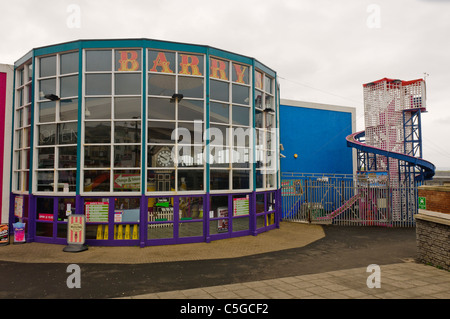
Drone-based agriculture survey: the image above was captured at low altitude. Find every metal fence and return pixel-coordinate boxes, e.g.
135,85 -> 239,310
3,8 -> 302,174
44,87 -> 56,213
281,172 -> 419,227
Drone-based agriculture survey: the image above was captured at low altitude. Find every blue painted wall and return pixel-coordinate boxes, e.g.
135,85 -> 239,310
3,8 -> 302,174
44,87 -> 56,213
279,103 -> 354,175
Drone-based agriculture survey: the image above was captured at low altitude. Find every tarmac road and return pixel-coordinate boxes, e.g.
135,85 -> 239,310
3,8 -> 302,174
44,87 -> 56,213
0,223 -> 426,299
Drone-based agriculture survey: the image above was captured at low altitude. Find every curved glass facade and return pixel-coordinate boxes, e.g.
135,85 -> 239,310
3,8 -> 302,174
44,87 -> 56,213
11,39 -> 280,246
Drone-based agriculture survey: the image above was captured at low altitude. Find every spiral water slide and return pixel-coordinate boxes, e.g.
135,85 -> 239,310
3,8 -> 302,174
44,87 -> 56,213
346,130 -> 435,181
314,130 -> 435,222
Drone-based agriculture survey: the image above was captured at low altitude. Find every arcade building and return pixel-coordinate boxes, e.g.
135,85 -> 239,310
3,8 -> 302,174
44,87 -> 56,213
9,39 -> 281,246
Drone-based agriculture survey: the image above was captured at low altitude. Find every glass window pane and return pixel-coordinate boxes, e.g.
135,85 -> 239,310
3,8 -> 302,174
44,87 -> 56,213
60,52 -> 79,75
255,90 -> 263,109
232,63 -> 249,84
177,122 -> 203,145
85,97 -> 111,119
179,196 -> 203,219
148,98 -> 175,121
86,50 -> 112,71
266,173 -> 276,188
60,75 -> 78,98
37,147 -> 54,169
233,170 -> 250,189
58,198 -> 76,221
114,97 -> 141,119
39,78 -> 56,99
265,95 -> 274,110
114,145 -> 141,167
59,146 -> 77,168
148,50 -> 176,74
256,170 -> 263,188
60,98 -> 78,121
210,170 -> 229,190
147,170 -> 175,192
58,170 -> 77,192
178,99 -> 203,121
232,84 -> 249,105
115,50 -> 141,71
179,220 -> 203,237
210,58 -> 229,80
255,110 -> 263,128
36,197 -> 54,219
85,121 -> 111,143
232,126 -> 250,148
148,145 -> 174,168
210,195 -> 229,218
232,148 -> 250,168
38,124 -> 57,146
210,147 -> 230,168
178,76 -> 203,99
209,124 -> 228,146
114,121 -> 141,143
178,169 -> 204,191
84,170 -> 110,192
85,74 -> 111,95
113,170 -> 140,192
210,102 -> 229,124
40,55 -> 56,78
210,80 -> 229,102
232,105 -> 250,126
115,73 -> 141,95
178,54 -> 204,76
148,121 -> 175,144
38,101 -> 56,123
265,76 -> 273,94
176,145 -> 203,167
233,217 -> 249,232
24,127 -> 30,148
58,122 -> 78,145
37,171 -> 54,191
84,145 -> 111,167
148,197 -> 174,222
148,73 -> 175,96
255,71 -> 263,90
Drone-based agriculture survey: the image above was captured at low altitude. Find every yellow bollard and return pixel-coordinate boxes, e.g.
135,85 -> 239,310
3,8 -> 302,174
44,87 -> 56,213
132,224 -> 138,240
117,224 -> 123,240
96,225 -> 103,240
124,224 -> 130,240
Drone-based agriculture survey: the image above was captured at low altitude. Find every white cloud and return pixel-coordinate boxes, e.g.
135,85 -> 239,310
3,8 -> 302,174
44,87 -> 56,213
0,0 -> 449,168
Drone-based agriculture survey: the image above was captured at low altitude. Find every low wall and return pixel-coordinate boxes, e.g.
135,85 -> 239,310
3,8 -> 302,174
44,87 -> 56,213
415,210 -> 450,271
415,185 -> 449,271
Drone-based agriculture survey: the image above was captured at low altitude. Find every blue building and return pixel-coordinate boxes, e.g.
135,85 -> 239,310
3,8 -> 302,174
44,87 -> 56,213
279,99 -> 356,176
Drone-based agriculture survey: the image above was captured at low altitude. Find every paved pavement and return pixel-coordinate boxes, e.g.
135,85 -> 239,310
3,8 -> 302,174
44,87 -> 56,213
0,222 -> 449,302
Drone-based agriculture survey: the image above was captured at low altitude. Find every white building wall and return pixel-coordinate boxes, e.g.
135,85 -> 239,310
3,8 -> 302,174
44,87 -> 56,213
0,64 -> 14,224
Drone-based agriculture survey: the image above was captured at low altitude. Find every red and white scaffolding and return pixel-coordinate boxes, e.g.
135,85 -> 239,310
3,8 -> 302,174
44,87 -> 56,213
362,78 -> 427,222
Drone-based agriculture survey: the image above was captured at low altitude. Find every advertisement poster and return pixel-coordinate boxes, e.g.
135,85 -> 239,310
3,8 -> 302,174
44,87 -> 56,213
0,224 -> 9,245
217,207 -> 228,232
13,222 -> 26,244
14,196 -> 23,218
85,202 -> 109,222
67,215 -> 85,244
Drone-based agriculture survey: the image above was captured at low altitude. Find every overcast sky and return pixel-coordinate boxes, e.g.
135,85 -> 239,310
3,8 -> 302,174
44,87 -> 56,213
1,0 -> 449,169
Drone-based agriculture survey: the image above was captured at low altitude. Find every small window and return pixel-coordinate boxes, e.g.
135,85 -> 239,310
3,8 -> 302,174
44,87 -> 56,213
39,56 -> 57,78
60,52 -> 79,75
86,50 -> 112,72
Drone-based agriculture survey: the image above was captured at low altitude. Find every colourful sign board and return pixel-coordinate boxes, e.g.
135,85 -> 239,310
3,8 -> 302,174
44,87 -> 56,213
85,202 -> 109,222
67,215 -> 86,245
418,197 -> 426,210
233,196 -> 249,216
